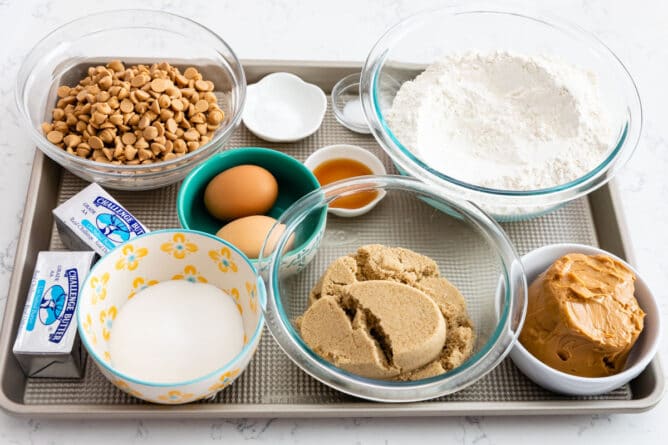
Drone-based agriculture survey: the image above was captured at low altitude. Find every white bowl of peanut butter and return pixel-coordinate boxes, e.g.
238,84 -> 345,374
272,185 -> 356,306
509,243 -> 661,396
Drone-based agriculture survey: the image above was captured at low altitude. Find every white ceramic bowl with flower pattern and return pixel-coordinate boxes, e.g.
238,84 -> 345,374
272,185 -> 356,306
77,229 -> 265,405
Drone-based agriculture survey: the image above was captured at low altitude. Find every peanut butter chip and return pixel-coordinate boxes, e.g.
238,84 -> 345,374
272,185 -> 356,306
158,94 -> 171,108
121,132 -> 137,145
194,99 -> 210,113
89,136 -> 104,149
56,86 -> 71,98
102,147 -> 114,161
143,126 -> 159,141
183,67 -> 199,79
97,102 -> 112,115
46,130 -> 64,144
194,79 -> 213,92
130,74 -> 149,88
109,114 -> 123,126
138,116 -> 151,130
124,145 -> 137,160
150,78 -> 169,93
208,109 -> 224,125
91,112 -> 106,125
173,139 -> 187,153
171,99 -> 184,111
166,118 -> 178,133
98,76 -> 113,90
183,128 -> 200,141
41,61 -> 225,164
107,60 -> 124,72
63,134 -> 81,147
135,89 -> 150,101
120,99 -> 134,113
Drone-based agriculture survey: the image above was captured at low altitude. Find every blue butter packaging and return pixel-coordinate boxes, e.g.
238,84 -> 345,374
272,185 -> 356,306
13,251 -> 96,378
52,183 -> 149,256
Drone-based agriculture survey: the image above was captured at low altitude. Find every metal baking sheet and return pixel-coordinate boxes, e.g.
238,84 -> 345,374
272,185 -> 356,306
0,61 -> 663,418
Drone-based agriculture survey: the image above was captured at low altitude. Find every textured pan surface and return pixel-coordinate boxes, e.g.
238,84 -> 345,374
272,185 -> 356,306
22,102 -> 633,407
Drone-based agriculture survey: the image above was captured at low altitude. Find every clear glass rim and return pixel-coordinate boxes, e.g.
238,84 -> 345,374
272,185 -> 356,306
14,9 -> 247,176
360,3 -> 642,206
262,175 -> 527,401
331,72 -> 370,134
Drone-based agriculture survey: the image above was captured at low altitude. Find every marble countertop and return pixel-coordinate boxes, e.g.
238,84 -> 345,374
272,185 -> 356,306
0,0 -> 665,443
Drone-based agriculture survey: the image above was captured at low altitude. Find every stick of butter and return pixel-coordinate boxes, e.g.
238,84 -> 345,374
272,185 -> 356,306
52,183 -> 149,256
13,251 -> 96,378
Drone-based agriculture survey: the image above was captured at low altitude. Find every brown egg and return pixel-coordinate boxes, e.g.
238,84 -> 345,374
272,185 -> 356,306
204,165 -> 278,221
216,215 -> 294,259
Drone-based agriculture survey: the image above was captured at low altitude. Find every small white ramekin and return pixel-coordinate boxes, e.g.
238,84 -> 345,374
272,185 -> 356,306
304,144 -> 387,217
243,72 -> 326,143
509,243 -> 661,396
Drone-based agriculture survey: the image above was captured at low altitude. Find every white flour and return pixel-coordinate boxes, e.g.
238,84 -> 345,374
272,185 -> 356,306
386,52 -> 615,191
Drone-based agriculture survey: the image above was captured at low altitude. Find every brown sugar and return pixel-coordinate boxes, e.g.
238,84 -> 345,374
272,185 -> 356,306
297,245 -> 475,380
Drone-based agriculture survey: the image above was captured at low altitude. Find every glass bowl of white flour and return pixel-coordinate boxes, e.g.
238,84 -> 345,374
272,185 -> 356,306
360,4 -> 641,220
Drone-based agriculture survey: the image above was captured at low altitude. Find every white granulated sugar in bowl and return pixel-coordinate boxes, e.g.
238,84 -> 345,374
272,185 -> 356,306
386,51 -> 616,192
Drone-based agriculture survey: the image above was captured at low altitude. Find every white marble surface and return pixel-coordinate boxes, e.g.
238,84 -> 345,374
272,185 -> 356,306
0,0 -> 665,443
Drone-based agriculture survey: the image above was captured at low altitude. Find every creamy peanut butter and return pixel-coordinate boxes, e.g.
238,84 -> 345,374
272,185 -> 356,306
519,253 -> 645,377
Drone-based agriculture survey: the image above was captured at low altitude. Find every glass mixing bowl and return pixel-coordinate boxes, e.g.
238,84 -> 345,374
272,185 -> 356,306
260,176 -> 527,402
15,10 -> 246,190
360,4 -> 642,221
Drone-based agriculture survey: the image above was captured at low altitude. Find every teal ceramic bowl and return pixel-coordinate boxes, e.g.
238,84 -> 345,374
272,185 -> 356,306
177,147 -> 327,273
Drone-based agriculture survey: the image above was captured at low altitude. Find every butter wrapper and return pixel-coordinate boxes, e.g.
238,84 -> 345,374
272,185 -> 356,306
53,183 -> 149,256
13,251 -> 96,378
